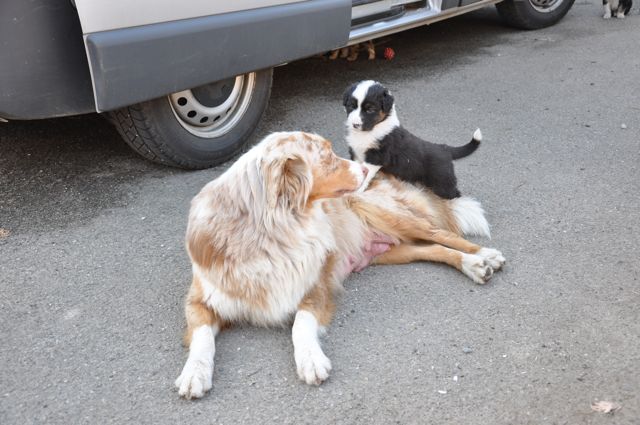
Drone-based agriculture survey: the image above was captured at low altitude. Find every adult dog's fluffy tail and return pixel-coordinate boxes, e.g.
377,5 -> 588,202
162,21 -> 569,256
447,128 -> 482,160
450,196 -> 491,238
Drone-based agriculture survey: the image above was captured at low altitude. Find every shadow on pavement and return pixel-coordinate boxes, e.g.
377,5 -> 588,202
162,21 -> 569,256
0,114 -> 174,236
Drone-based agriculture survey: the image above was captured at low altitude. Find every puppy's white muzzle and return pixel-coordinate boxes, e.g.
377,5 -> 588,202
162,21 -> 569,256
347,110 -> 363,131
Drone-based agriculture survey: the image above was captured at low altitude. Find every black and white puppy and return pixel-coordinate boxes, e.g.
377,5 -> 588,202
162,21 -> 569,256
603,0 -> 632,18
343,80 -> 481,199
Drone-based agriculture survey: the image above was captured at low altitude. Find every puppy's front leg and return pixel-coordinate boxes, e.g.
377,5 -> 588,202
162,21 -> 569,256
175,278 -> 222,399
357,163 -> 381,192
603,1 -> 612,18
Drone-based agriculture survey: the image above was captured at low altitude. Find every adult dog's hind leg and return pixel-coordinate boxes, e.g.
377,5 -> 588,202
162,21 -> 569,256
373,243 -> 494,284
426,229 -> 482,253
292,257 -> 336,385
348,197 -> 504,272
422,230 -> 505,271
175,276 -> 223,399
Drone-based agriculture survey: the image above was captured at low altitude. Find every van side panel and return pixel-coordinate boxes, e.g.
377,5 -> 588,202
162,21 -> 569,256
0,0 -> 95,120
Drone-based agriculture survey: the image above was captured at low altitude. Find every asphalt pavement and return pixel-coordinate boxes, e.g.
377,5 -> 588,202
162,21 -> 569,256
1,2 -> 639,424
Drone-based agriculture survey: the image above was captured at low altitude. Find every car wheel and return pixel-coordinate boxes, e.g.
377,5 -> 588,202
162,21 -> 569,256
496,0 -> 575,30
108,68 -> 273,169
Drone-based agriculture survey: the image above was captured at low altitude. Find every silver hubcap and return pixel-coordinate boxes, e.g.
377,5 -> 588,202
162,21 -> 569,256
169,73 -> 256,138
528,0 -> 562,13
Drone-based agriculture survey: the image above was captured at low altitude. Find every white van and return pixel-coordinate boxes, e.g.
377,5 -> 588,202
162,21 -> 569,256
0,0 -> 574,168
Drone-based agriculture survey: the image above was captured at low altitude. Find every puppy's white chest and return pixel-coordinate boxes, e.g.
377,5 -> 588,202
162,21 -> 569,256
346,131 -> 377,162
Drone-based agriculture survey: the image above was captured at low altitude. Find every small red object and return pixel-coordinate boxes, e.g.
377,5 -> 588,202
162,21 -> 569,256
383,47 -> 395,60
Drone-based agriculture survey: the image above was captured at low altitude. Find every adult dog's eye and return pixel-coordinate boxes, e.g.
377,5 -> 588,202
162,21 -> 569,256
365,106 -> 376,114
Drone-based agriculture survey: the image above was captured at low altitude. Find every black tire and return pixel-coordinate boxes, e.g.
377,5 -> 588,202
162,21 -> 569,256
108,68 -> 273,169
496,0 -> 575,30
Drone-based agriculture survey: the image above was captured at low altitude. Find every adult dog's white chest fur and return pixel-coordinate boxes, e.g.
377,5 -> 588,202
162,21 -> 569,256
196,203 -> 337,326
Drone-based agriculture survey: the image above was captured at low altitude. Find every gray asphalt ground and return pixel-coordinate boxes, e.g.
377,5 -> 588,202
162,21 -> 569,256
1,2 -> 639,424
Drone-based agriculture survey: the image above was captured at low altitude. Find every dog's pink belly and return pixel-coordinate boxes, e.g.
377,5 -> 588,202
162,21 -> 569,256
345,231 -> 398,274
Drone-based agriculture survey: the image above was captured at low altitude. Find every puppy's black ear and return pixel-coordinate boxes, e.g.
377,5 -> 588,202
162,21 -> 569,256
381,89 -> 394,114
343,83 -> 358,107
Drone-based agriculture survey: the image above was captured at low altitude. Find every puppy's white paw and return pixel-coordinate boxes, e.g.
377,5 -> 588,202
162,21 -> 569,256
295,347 -> 332,386
175,359 -> 213,399
603,11 -> 612,18
461,254 -> 493,284
477,247 -> 506,271
616,12 -> 625,18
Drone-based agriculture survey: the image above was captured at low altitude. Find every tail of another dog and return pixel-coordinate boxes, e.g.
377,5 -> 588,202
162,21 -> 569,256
450,196 -> 491,238
448,128 -> 482,160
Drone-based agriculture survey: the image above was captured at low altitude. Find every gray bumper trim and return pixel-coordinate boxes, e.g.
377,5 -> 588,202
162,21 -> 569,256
85,0 -> 350,111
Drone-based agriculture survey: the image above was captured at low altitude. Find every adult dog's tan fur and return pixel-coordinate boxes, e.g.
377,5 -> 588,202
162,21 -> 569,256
176,131 -> 505,399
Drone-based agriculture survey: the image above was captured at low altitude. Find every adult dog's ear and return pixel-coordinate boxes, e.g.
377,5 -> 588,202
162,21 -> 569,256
280,155 -> 311,212
264,154 -> 311,213
381,89 -> 394,114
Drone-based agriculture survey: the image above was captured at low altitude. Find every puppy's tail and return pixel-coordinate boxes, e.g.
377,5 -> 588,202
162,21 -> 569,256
448,128 -> 482,160
450,196 -> 491,238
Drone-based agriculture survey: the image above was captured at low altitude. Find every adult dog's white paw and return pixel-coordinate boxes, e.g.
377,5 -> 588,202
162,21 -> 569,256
295,347 -> 332,386
603,12 -> 611,18
477,247 -> 506,271
461,254 -> 493,284
616,12 -> 625,18
175,359 -> 213,399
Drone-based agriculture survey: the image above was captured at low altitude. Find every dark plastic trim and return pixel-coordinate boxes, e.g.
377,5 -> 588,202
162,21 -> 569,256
459,0 -> 484,6
85,0 -> 351,111
442,0 -> 460,9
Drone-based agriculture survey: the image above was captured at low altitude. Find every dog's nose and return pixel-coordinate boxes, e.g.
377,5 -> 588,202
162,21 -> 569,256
352,123 -> 361,130
362,166 -> 369,177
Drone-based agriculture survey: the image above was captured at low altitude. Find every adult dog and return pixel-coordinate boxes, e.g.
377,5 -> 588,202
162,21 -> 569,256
175,131 -> 504,399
